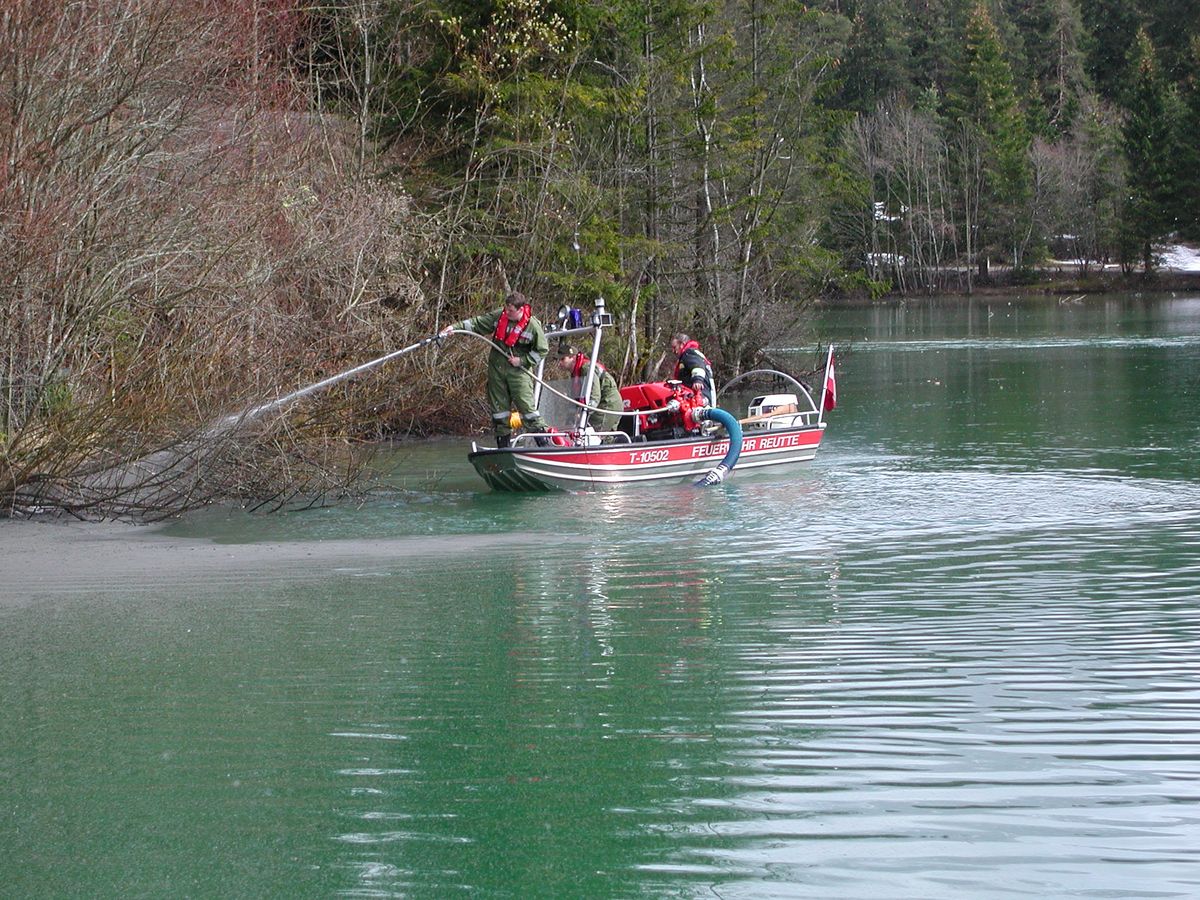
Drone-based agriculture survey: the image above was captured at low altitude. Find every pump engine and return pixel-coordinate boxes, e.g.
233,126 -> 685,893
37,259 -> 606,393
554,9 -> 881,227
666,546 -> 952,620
618,380 -> 707,441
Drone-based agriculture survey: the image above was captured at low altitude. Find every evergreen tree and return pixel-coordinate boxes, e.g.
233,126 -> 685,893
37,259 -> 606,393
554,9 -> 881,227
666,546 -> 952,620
1138,0 -> 1200,83
1120,28 -> 1179,270
1176,36 -> 1200,239
1009,0 -> 1090,136
836,0 -> 913,112
944,3 -> 1033,274
1078,99 -> 1127,265
1079,0 -> 1138,101
906,0 -> 972,98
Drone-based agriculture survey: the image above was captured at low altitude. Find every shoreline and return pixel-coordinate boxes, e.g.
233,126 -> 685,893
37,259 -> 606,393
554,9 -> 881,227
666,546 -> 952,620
823,268 -> 1200,305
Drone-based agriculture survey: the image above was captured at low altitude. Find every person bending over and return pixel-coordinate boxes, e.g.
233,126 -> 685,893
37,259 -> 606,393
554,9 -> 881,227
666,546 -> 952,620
670,333 -> 715,407
555,344 -> 623,436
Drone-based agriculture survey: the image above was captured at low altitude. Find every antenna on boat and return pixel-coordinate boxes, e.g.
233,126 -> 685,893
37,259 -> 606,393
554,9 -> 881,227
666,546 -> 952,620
575,296 -> 609,435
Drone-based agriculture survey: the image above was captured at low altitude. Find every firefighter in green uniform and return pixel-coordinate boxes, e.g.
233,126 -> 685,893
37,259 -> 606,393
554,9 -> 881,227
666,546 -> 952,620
440,292 -> 549,447
555,345 -> 623,436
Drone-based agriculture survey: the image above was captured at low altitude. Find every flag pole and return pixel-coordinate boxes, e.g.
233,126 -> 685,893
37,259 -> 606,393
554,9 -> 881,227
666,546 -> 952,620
817,344 -> 834,426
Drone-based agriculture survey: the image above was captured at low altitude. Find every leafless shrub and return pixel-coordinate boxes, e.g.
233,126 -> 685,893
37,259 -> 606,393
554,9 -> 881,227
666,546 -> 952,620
0,0 -> 443,519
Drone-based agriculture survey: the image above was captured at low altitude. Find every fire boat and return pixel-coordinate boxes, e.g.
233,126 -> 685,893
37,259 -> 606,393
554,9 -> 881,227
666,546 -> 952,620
466,298 -> 833,492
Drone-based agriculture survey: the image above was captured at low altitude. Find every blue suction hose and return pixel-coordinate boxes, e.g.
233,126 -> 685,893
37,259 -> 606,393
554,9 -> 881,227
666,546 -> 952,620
693,407 -> 742,486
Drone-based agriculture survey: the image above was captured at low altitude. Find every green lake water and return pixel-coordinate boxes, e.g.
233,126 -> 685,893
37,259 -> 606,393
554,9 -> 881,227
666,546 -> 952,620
2,293 -> 1200,897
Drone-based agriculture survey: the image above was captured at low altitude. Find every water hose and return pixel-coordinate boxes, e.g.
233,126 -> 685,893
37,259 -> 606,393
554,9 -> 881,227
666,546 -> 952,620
211,334 -> 442,436
693,407 -> 742,486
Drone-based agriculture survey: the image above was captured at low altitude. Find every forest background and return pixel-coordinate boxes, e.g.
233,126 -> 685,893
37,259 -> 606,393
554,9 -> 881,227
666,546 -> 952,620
3,0 -> 1198,517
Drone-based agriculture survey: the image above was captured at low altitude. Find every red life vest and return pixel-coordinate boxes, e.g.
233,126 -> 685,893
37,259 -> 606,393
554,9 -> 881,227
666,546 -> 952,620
571,353 -> 607,399
493,304 -> 532,348
570,353 -> 607,379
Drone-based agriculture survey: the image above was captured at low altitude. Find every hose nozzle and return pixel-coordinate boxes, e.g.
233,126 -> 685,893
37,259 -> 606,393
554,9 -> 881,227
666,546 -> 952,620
692,407 -> 742,487
695,463 -> 730,486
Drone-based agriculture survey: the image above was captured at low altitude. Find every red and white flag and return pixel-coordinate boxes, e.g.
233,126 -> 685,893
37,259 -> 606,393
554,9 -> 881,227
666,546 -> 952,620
821,347 -> 837,413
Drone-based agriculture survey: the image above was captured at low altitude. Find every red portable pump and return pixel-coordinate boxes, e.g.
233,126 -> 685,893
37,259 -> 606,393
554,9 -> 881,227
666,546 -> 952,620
618,380 -> 707,441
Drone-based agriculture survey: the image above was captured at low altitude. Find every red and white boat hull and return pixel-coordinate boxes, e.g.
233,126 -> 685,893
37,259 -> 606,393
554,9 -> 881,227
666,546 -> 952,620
468,422 -> 824,492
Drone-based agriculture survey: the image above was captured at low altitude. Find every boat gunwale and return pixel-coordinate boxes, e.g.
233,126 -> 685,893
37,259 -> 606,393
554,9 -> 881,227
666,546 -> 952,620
467,420 -> 824,461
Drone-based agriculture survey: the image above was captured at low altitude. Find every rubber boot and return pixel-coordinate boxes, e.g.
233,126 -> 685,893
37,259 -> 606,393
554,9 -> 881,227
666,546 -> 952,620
528,425 -> 552,448
495,434 -> 511,448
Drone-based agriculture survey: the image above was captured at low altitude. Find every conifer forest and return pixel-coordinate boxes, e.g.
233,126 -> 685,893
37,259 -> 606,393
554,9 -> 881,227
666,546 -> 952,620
2,0 -> 1198,516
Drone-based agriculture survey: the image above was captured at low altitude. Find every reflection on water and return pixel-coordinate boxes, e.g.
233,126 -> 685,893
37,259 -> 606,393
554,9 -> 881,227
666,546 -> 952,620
2,294 -> 1200,898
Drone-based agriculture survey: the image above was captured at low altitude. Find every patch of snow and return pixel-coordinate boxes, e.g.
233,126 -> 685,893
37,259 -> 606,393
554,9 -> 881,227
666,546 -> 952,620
1158,244 -> 1200,272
